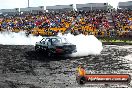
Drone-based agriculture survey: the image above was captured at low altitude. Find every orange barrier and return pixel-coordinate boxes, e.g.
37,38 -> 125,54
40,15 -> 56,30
129,18 -> 132,21
130,25 -> 132,29
12,28 -> 20,33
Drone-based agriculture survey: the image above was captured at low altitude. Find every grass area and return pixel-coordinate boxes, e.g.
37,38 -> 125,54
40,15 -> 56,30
98,37 -> 132,44
100,40 -> 132,43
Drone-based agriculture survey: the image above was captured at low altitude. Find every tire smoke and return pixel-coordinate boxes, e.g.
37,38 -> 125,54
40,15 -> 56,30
58,33 -> 103,57
0,31 -> 103,56
0,31 -> 42,45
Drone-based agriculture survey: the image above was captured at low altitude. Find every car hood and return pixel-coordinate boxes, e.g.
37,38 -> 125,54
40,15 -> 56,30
55,43 -> 74,46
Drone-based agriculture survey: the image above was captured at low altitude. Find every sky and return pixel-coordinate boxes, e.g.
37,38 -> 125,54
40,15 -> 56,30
0,0 -> 130,9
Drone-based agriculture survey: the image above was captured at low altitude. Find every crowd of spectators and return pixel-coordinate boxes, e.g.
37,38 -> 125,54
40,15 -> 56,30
112,9 -> 132,31
111,9 -> 132,38
0,9 -> 132,38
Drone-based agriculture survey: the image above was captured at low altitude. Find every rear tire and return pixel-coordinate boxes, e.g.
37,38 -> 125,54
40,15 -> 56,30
35,46 -> 40,52
47,51 -> 52,57
47,49 -> 55,57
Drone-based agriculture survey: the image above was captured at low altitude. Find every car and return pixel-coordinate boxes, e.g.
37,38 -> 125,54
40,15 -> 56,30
35,36 -> 77,56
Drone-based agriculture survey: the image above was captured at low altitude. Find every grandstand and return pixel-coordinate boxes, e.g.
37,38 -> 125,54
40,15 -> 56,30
0,2 -> 132,38
118,1 -> 132,9
46,4 -> 73,12
0,8 -> 19,15
20,6 -> 44,14
76,3 -> 109,11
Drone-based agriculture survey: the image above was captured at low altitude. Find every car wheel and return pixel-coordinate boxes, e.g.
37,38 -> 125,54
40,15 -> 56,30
47,49 -> 54,57
47,51 -> 52,57
35,46 -> 39,52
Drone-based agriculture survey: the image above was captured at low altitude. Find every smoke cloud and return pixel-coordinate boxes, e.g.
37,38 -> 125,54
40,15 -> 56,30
58,33 -> 103,57
0,31 -> 103,56
0,31 -> 42,45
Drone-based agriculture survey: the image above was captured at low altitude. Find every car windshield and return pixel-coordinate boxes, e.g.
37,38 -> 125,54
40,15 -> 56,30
61,37 -> 69,43
52,37 -> 69,44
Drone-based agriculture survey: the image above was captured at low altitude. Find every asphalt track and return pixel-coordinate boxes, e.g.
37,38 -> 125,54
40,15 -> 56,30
0,44 -> 132,88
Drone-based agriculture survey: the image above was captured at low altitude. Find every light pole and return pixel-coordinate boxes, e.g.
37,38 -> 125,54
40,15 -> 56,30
90,4 -> 93,11
28,0 -> 29,7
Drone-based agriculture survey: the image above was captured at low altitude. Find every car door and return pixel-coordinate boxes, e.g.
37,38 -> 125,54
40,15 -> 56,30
39,38 -> 49,50
50,38 -> 60,53
44,38 -> 57,55
46,38 -> 54,49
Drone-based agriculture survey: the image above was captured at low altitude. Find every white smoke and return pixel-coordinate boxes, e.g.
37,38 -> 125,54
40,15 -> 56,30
58,33 -> 103,57
0,31 -> 42,45
0,31 -> 103,56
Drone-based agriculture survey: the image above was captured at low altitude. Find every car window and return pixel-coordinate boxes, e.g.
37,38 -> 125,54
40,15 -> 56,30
52,38 -> 61,44
45,38 -> 51,45
61,38 -> 69,43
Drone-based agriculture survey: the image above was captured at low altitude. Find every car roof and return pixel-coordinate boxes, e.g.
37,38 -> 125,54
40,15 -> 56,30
42,36 -> 63,39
